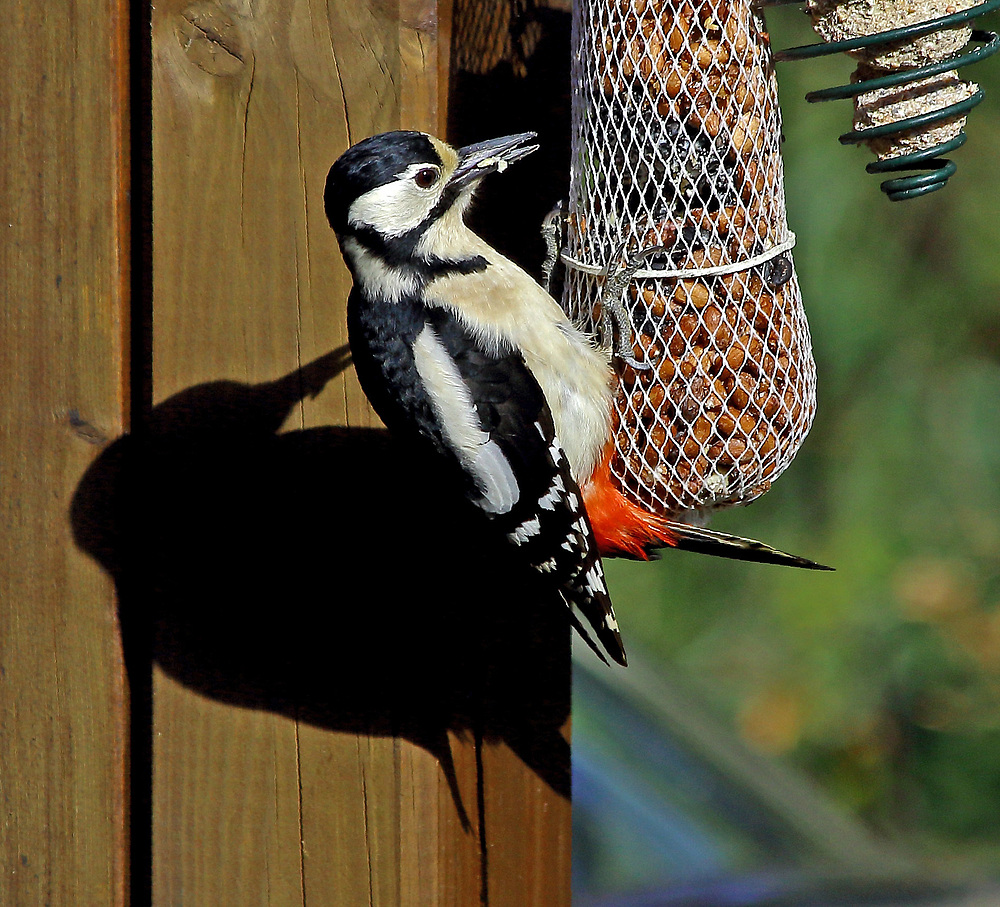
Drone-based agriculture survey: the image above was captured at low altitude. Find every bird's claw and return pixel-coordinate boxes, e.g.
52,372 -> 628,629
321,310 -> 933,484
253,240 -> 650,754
540,201 -> 566,296
599,243 -> 665,371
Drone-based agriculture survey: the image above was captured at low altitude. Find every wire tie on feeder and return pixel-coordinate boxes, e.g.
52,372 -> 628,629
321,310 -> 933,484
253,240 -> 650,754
560,232 -> 798,281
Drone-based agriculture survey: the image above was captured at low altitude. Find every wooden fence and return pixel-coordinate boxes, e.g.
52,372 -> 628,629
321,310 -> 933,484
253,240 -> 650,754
2,1 -> 572,903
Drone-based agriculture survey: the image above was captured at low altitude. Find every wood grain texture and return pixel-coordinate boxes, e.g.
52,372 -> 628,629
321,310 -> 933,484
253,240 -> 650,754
0,1 -> 130,904
148,0 -> 570,904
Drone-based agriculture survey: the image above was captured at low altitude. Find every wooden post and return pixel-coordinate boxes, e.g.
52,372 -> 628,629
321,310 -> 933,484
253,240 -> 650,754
3,1 -> 571,900
143,1 -> 571,904
0,2 -> 130,905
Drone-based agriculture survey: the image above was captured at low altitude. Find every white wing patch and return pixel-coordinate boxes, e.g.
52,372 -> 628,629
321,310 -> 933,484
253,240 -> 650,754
508,516 -> 541,545
413,324 -> 519,515
584,563 -> 607,597
538,473 -> 566,511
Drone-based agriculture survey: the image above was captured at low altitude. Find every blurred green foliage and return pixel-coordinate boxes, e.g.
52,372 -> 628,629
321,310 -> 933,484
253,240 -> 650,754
607,7 -> 1000,868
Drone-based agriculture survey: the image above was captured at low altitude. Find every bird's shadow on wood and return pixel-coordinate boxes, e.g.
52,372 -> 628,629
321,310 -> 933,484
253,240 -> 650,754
70,346 -> 572,825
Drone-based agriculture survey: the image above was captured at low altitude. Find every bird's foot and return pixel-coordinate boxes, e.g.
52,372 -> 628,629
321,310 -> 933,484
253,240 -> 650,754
599,243 -> 665,371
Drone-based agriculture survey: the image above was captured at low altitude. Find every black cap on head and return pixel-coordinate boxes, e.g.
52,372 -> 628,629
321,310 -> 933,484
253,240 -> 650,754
324,131 -> 442,235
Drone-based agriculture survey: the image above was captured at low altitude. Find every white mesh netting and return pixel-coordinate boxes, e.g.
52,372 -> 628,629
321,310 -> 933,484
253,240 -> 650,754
561,0 -> 818,519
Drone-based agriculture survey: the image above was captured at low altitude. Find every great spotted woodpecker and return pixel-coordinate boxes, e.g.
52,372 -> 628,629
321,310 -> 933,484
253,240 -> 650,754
325,130 -> 826,667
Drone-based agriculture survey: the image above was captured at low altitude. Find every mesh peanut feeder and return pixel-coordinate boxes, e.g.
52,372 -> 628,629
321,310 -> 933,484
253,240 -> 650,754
560,0 -> 817,523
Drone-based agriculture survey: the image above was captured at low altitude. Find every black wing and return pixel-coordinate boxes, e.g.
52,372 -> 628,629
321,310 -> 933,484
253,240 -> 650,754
348,288 -> 625,665
422,305 -> 626,666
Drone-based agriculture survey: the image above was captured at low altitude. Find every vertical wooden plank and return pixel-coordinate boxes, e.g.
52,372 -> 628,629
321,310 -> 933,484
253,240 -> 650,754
149,0 -> 427,900
149,0 -> 570,903
480,738 -> 573,905
0,1 -> 130,905
400,0 -> 451,136
150,1 -> 324,901
477,609 -> 573,907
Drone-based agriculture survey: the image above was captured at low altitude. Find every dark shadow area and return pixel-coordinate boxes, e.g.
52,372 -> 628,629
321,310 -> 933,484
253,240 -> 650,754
126,3 -> 154,903
71,347 -> 572,829
95,10 -> 578,900
447,5 -> 573,276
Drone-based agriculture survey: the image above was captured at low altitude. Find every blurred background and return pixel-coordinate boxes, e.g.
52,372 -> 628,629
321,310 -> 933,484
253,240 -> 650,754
449,1 -> 1000,900
619,3 -> 1000,864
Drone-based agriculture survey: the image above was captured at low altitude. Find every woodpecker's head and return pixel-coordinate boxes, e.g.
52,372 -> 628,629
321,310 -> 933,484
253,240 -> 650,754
324,130 -> 538,259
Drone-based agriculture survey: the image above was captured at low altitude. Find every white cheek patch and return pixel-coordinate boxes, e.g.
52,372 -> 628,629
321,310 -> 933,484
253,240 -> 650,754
348,166 -> 440,237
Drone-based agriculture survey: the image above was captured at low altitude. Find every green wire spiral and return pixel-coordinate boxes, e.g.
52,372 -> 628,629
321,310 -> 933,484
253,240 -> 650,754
773,0 -> 1000,200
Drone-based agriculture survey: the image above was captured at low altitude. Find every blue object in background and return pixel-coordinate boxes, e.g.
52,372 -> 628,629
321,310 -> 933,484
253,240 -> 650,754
571,644 -> 1000,906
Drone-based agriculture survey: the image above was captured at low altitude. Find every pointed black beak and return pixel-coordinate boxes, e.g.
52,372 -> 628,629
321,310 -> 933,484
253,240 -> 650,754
450,132 -> 539,189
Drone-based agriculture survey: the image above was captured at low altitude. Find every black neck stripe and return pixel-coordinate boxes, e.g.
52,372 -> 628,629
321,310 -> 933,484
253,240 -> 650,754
350,224 -> 489,281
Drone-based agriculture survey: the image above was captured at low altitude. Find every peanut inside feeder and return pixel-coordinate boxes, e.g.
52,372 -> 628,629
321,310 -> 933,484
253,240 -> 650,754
562,0 -> 817,520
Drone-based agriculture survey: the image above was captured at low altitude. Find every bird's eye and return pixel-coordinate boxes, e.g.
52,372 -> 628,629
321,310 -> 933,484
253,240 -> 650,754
414,167 -> 439,189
